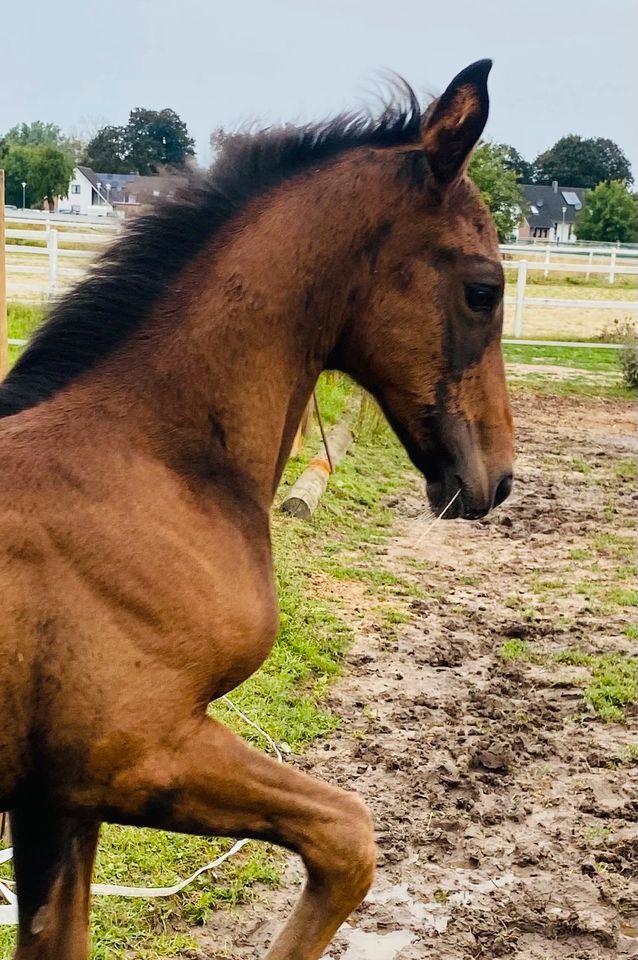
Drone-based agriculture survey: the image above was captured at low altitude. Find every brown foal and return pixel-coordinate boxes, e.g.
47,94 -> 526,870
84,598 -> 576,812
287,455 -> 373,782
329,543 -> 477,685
0,60 -> 513,959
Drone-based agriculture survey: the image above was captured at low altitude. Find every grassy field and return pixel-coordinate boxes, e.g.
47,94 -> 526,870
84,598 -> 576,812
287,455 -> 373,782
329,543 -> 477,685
503,339 -> 635,399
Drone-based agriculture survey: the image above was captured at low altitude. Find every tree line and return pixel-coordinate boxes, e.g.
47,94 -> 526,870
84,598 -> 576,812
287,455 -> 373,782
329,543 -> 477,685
0,109 -> 194,209
1,110 -> 635,242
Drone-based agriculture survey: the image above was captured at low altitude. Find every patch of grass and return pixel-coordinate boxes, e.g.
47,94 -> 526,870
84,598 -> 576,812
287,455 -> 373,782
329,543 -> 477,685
569,548 -> 595,561
7,302 -> 45,341
614,458 -> 638,480
508,372 -> 635,400
503,342 -> 620,374
376,606 -> 412,626
553,648 -> 592,667
569,458 -> 593,474
552,649 -> 636,722
584,826 -> 611,846
592,532 -> 635,561
507,272 -> 637,292
314,373 -> 353,427
533,578 -> 565,591
499,639 -> 533,661
7,302 -> 47,366
586,654 -> 637,723
606,586 -> 637,607
498,640 -> 636,725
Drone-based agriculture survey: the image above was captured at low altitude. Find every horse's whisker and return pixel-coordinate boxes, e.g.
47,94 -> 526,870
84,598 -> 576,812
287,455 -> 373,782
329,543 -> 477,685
414,489 -> 461,547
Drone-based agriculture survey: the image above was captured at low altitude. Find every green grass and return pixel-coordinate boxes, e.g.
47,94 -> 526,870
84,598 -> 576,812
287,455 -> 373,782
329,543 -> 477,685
500,638 -> 534,662
499,641 -> 637,724
586,655 -> 637,722
613,458 -> 637,480
507,372 -> 635,400
503,342 -> 621,373
7,303 -> 44,340
7,303 -> 46,365
505,272 -> 637,292
591,533 -> 635,562
0,382 -> 415,958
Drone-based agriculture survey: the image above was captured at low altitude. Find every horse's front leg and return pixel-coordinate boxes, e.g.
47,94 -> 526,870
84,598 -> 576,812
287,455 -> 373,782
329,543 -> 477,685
75,715 -> 376,960
10,803 -> 99,960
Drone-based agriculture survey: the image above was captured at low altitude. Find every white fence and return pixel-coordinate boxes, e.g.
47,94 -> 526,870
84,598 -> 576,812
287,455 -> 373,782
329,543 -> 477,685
4,217 -> 638,342
5,213 -> 119,300
504,259 -> 637,338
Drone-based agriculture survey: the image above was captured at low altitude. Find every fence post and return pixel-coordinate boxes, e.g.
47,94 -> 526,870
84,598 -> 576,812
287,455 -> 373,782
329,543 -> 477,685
48,228 -> 58,294
586,249 -> 593,281
543,244 -> 551,279
608,249 -> 616,285
0,170 -> 7,378
514,259 -> 527,338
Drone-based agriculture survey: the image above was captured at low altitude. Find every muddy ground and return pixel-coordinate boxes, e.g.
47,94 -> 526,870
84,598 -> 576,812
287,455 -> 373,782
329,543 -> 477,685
198,392 -> 637,960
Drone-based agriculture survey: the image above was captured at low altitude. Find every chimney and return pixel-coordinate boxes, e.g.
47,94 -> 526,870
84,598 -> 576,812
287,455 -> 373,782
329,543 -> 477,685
552,180 -> 558,193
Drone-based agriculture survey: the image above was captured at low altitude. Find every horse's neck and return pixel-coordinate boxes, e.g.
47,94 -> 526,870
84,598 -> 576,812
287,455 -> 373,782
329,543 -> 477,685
87,160 -> 387,507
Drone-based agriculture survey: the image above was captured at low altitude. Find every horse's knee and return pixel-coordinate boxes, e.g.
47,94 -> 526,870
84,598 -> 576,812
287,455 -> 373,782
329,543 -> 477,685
304,791 -> 376,901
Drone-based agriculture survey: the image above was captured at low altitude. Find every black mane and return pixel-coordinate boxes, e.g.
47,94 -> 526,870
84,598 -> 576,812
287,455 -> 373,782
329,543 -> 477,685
0,81 -> 422,417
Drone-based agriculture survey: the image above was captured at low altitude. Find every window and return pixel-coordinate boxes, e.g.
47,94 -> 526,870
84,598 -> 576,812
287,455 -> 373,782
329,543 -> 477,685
71,184 -> 81,194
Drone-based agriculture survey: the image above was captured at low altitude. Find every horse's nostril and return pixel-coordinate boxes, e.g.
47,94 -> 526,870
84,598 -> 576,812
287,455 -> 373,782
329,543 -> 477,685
493,473 -> 513,508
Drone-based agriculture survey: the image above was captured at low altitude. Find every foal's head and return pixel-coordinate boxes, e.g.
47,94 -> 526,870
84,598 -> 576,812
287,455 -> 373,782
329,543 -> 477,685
335,61 -> 513,519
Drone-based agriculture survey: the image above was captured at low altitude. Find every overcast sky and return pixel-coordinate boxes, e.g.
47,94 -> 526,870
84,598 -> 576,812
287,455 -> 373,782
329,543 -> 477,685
2,0 -> 636,175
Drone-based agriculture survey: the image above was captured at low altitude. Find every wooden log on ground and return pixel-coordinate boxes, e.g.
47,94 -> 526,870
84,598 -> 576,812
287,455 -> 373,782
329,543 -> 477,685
281,419 -> 353,520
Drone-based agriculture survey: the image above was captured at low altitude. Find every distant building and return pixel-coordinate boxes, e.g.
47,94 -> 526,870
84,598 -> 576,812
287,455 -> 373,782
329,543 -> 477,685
57,167 -> 188,217
517,181 -> 587,243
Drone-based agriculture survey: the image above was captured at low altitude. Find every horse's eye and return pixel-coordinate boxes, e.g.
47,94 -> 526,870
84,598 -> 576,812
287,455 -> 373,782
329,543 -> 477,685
465,283 -> 498,313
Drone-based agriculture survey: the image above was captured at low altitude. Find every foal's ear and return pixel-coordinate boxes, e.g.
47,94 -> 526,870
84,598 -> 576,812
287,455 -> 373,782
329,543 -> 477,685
422,59 -> 492,184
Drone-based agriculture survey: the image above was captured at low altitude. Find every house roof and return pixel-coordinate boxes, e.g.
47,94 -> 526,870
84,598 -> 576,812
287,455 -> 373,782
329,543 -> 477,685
521,183 -> 587,228
76,167 -> 187,205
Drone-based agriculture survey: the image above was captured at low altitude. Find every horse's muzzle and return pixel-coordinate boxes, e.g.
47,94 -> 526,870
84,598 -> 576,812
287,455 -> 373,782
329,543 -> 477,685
426,470 -> 513,520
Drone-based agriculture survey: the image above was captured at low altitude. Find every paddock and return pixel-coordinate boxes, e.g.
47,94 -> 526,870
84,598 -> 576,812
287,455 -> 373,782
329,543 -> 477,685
0,167 -> 636,958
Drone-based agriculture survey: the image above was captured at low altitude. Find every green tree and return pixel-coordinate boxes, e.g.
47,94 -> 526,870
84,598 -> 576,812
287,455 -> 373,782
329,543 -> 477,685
534,135 -> 632,188
83,125 -> 132,172
0,142 -> 73,208
5,120 -> 64,147
495,143 -> 533,182
27,145 -> 74,210
468,142 -> 524,241
4,120 -> 80,164
126,108 -> 195,174
0,143 -> 32,206
575,180 -> 638,243
83,109 -> 195,174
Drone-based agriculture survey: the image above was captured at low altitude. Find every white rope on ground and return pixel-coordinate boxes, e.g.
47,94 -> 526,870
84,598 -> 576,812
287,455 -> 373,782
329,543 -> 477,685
0,696 -> 282,925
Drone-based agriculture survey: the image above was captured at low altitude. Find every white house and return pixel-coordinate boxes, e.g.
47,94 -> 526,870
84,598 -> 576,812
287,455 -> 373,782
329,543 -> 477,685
57,166 -> 116,216
57,166 -> 187,217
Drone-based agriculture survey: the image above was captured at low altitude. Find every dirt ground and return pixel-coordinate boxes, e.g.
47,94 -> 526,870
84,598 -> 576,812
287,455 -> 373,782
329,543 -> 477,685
197,392 -> 636,960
